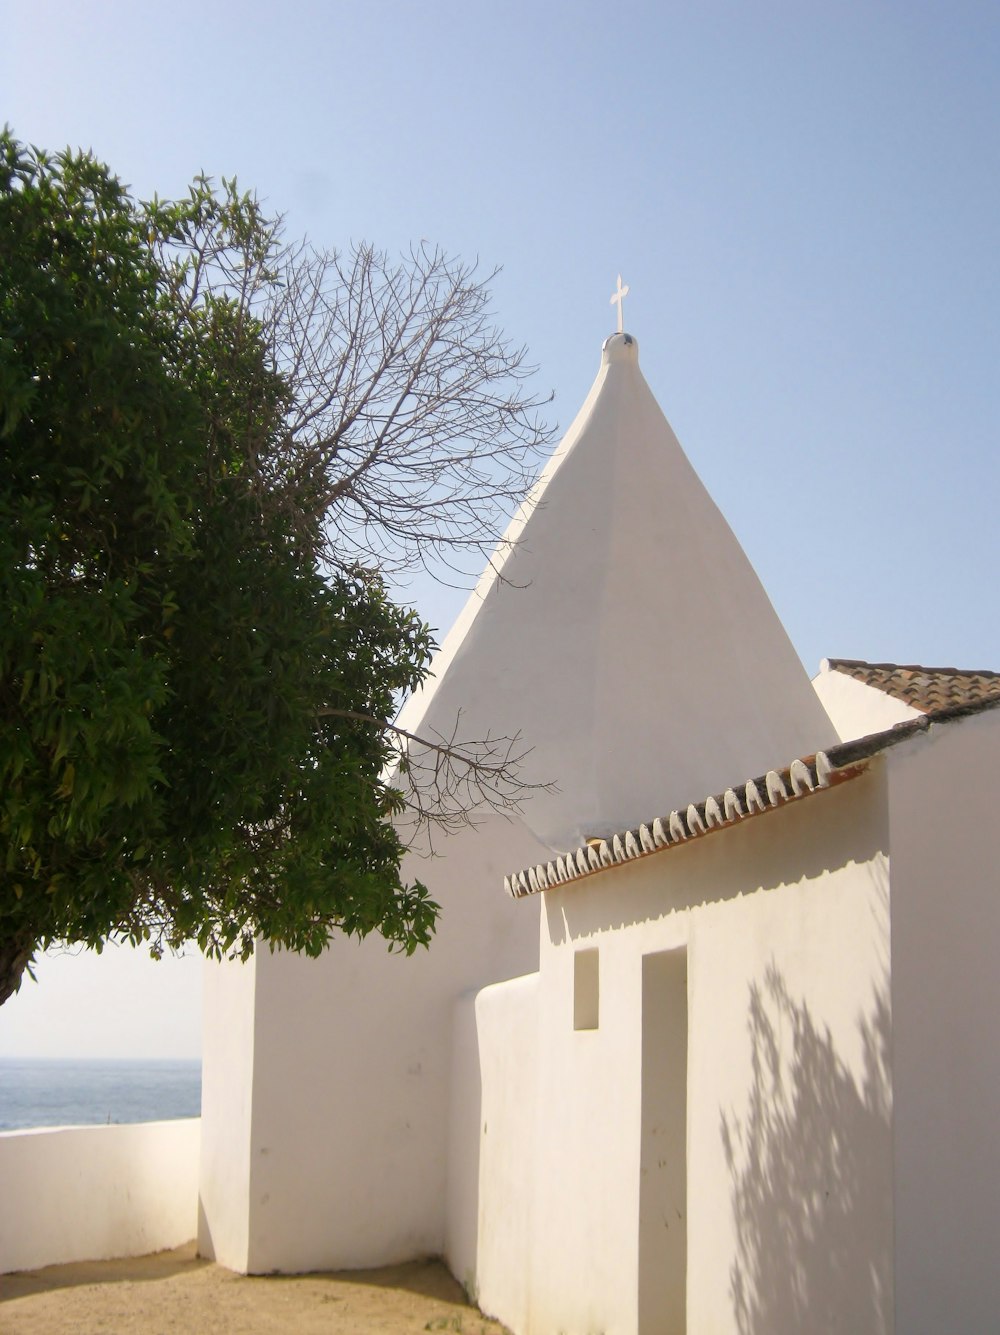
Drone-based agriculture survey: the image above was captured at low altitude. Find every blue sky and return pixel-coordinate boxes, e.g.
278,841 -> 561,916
2,1 -> 997,1057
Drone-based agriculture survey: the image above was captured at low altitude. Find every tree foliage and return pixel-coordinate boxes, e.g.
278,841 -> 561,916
0,133 -> 552,1004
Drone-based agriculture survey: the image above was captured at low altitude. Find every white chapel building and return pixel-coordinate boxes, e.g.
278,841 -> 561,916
196,330 -> 1000,1334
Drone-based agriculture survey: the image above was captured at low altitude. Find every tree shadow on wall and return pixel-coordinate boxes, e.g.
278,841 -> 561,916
720,964 -> 892,1335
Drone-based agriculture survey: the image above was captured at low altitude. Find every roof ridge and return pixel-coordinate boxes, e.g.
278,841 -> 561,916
827,657 -> 1000,678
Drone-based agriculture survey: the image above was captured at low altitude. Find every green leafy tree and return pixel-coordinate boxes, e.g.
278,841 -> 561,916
0,133 -> 551,1004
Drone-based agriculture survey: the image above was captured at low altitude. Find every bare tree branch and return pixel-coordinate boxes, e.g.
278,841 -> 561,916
318,706 -> 555,851
267,241 -> 556,576
148,200 -> 557,838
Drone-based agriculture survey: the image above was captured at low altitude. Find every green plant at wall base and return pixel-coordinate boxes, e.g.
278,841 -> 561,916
0,132 -> 551,1005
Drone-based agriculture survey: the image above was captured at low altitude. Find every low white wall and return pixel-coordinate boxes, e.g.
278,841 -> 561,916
453,974 -> 539,1333
0,1118 -> 200,1273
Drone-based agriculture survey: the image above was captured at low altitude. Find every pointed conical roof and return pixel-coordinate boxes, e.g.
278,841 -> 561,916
398,332 -> 838,851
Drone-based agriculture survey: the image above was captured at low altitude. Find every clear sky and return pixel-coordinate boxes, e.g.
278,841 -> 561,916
2,0 -> 997,1058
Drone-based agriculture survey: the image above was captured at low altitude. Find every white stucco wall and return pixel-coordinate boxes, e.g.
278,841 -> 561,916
445,988 -> 485,1299
200,811 -> 546,1275
469,768 -> 893,1335
197,946 -> 257,1270
686,837 -> 893,1335
887,707 -> 1000,1335
811,661 -> 922,742
447,974 -> 539,1333
0,1118 -> 200,1273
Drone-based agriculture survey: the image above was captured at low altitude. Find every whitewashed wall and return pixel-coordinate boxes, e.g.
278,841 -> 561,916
811,660 -> 922,742
199,811 -> 546,1275
446,974 -> 539,1332
460,768 -> 893,1335
198,946 -> 256,1270
888,707 -> 1000,1335
445,988 -> 485,1298
0,1118 -> 200,1273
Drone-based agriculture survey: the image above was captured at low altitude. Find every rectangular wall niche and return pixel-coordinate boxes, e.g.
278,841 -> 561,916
573,947 -> 600,1030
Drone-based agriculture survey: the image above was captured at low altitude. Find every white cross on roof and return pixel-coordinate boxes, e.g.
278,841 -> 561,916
610,274 -> 630,332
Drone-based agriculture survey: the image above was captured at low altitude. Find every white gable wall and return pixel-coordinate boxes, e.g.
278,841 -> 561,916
812,661 -> 922,742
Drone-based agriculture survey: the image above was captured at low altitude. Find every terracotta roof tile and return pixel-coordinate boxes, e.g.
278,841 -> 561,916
827,659 -> 1000,714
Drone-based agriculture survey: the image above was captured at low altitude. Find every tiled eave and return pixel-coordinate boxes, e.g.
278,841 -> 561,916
504,695 -> 1000,899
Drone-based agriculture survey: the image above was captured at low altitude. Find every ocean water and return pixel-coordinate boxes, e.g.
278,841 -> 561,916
0,1058 -> 202,1132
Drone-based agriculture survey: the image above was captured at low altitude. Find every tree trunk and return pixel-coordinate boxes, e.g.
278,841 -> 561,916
0,937 -> 35,1007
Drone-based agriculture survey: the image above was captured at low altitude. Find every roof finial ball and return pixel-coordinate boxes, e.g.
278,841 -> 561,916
604,273 -> 638,363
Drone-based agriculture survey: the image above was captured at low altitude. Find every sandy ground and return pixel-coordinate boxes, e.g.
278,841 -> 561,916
0,1243 -> 510,1335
